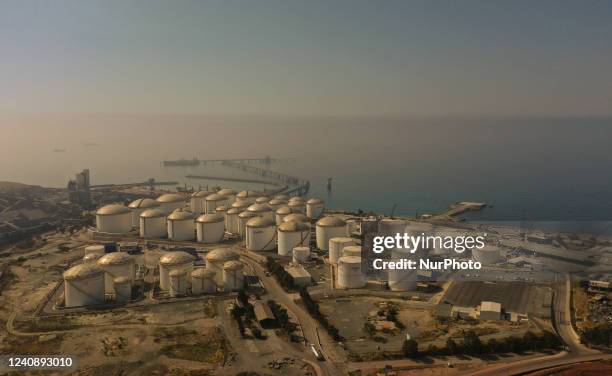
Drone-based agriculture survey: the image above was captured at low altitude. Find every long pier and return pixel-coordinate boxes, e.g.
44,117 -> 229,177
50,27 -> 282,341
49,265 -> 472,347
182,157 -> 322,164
163,156 -> 294,167
185,174 -> 280,185
220,161 -> 310,197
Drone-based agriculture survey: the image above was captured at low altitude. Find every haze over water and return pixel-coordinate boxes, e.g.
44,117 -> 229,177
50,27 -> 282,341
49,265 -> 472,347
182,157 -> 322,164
1,114 -> 611,223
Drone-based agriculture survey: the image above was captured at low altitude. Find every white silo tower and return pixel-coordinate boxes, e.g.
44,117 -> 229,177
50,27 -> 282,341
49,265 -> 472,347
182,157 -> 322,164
472,245 -> 502,265
245,217 -> 277,251
316,216 -> 348,251
236,190 -> 260,205
156,193 -> 187,214
113,276 -> 132,302
217,188 -> 238,205
238,211 -> 259,237
275,206 -> 293,225
268,198 -> 288,211
167,209 -> 195,241
85,245 -> 105,256
255,196 -> 269,204
190,190 -> 213,215
388,248 -> 417,291
342,245 -> 362,258
283,213 -> 308,224
223,260 -> 245,292
191,268 -> 217,295
97,252 -> 135,294
83,253 -> 101,265
139,208 -> 167,239
306,198 -> 325,219
95,204 -> 132,234
288,199 -> 306,213
169,269 -> 188,297
128,198 -> 160,228
159,251 -> 195,291
205,193 -> 227,214
329,237 -> 354,265
63,264 -> 105,307
292,246 -> 311,264
205,248 -> 239,285
247,203 -> 274,221
337,256 -> 365,289
277,221 -> 311,256
226,208 -> 242,234
196,213 -> 225,244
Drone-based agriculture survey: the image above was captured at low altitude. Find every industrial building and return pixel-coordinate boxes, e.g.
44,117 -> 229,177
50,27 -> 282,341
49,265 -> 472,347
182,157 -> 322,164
285,264 -> 312,287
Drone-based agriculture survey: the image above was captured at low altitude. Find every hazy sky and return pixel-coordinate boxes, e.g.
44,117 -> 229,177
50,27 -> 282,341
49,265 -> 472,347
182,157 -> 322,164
1,0 -> 611,117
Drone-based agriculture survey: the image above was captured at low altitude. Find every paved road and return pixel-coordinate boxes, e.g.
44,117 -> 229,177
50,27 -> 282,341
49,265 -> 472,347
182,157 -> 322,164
240,252 -> 343,376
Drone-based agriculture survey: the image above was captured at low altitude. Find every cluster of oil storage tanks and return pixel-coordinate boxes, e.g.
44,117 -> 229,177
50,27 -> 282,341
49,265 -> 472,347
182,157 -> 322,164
62,245 -> 247,307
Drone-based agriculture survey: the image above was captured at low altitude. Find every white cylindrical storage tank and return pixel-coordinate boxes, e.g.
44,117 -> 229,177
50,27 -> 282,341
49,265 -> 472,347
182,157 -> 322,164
388,248 -> 417,291
231,200 -> 251,211
255,196 -> 269,204
247,203 -> 274,221
306,198 -> 325,219
226,208 -> 242,234
191,268 -> 217,295
85,245 -> 105,256
63,264 -> 105,307
139,208 -> 167,239
379,218 -> 407,237
169,269 -> 187,297
472,245 -> 502,265
223,260 -> 245,292
277,221 -> 311,256
329,237 -> 354,265
128,198 -> 160,228
292,246 -> 311,264
196,213 -> 225,244
268,198 -> 288,211
205,248 -> 240,286
113,276 -> 132,302
83,253 -> 101,264
217,188 -> 237,205
97,252 -> 135,294
205,193 -> 227,214
167,209 -> 195,241
246,217 -> 277,251
288,200 -> 306,213
238,211 -> 259,237
190,190 -> 213,215
236,190 -> 260,205
159,251 -> 195,291
215,205 -> 229,226
405,222 -> 435,252
342,245 -> 362,258
431,228 -> 464,256
283,213 -> 309,224
96,204 -> 132,234
156,193 -> 187,215
316,216 -> 348,251
275,206 -> 294,225
337,256 -> 365,289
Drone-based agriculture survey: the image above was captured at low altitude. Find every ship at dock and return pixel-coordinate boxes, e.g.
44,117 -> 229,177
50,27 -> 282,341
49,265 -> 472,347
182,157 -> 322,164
163,157 -> 200,167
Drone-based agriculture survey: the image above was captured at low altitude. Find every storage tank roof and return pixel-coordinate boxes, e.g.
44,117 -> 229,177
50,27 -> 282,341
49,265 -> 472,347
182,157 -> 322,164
205,248 -> 239,262
97,252 -> 134,266
83,253 -> 100,261
227,208 -> 242,214
246,217 -> 276,228
140,208 -> 166,218
288,196 -> 305,203
223,260 -> 244,270
128,198 -> 160,209
343,245 -> 362,256
191,190 -> 213,198
278,220 -> 310,232
238,211 -> 259,219
330,237 -> 354,244
338,256 -> 361,264
156,193 -> 186,203
215,205 -> 229,212
274,194 -> 289,200
268,198 -> 288,205
63,263 -> 104,280
160,251 -> 195,265
236,190 -> 260,198
283,213 -> 308,223
167,209 -> 195,221
255,197 -> 269,204
275,206 -> 293,215
169,269 -> 187,277
96,204 -> 131,216
288,201 -> 305,207
196,213 -> 224,223
231,201 -> 250,209
316,216 -> 347,227
247,203 -> 272,213
205,193 -> 225,201
113,276 -> 131,284
191,268 -> 216,278
217,188 -> 237,196
307,198 -> 324,205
